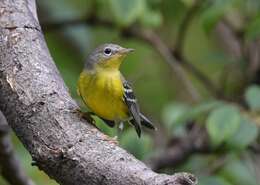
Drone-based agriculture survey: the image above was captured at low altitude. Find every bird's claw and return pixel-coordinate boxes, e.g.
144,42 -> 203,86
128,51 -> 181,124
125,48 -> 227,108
73,109 -> 96,125
101,135 -> 118,145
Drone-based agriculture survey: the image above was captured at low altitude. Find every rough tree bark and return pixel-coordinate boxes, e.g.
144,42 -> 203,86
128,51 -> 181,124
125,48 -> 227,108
0,0 -> 197,185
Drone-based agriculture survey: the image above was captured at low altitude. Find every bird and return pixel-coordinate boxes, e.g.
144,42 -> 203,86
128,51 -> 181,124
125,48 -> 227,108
77,43 -> 155,137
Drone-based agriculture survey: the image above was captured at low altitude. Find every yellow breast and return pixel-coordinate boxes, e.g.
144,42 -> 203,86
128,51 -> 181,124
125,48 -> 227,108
78,69 -> 129,121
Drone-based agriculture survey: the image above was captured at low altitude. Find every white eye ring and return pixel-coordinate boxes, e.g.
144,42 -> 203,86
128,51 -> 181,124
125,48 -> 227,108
104,47 -> 112,56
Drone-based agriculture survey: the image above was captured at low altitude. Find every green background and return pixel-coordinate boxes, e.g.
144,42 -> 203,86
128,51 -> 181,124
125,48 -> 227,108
1,0 -> 260,185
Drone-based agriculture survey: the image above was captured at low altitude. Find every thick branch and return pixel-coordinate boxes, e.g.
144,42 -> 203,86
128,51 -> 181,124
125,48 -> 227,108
0,111 -> 35,185
0,0 -> 197,185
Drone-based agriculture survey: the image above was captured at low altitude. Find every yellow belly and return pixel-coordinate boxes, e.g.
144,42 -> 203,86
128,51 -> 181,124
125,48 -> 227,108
78,70 -> 129,121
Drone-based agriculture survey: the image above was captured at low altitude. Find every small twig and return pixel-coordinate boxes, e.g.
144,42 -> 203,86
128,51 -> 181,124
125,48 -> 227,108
214,20 -> 245,96
246,39 -> 260,82
0,111 -> 35,185
215,20 -> 260,97
215,21 -> 243,60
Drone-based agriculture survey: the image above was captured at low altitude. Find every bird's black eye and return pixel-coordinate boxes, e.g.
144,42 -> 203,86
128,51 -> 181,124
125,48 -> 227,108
104,47 -> 112,56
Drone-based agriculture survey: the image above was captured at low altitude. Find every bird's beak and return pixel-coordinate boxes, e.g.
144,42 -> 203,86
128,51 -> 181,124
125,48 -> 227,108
119,48 -> 135,55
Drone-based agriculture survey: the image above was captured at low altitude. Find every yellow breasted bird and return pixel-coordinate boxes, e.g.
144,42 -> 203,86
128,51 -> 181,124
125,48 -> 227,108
77,43 -> 155,137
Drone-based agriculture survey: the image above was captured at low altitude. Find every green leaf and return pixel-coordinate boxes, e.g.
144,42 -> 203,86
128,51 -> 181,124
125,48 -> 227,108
245,85 -> 260,111
201,0 -> 240,33
246,15 -> 260,40
139,7 -> 162,27
180,0 -> 195,7
227,117 -> 258,150
120,129 -> 153,160
187,100 -> 224,120
162,101 -> 223,132
206,105 -> 241,146
219,158 -> 258,185
109,0 -> 145,26
199,176 -> 232,185
162,102 -> 190,129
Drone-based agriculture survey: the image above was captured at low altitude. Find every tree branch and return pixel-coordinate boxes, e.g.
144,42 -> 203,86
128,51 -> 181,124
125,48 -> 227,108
0,0 -> 197,185
0,111 -> 35,185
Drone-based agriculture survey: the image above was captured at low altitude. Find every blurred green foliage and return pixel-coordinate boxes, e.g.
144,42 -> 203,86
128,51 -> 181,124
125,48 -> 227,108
245,85 -> 260,111
2,0 -> 260,185
206,105 -> 241,147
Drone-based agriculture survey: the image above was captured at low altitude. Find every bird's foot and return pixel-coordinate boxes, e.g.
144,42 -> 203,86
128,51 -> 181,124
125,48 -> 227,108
119,122 -> 124,130
73,109 -> 96,125
101,135 -> 118,145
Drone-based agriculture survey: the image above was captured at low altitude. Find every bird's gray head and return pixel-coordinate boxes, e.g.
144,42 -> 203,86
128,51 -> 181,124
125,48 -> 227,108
84,43 -> 134,70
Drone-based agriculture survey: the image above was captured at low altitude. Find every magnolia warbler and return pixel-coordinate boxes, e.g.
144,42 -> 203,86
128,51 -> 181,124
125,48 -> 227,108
77,43 -> 155,137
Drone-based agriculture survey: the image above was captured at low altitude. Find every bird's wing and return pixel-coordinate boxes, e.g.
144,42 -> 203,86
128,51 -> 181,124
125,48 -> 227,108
121,76 -> 141,137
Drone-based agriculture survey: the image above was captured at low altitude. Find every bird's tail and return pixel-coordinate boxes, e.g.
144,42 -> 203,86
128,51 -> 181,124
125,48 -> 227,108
139,113 -> 156,130
129,113 -> 156,137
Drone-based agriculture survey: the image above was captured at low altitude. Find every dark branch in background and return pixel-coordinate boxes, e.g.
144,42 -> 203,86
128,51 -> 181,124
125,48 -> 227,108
214,21 -> 245,100
0,112 -> 35,185
215,20 -> 260,94
215,21 -> 243,60
148,125 -> 210,171
0,0 -> 197,185
247,39 -> 260,83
